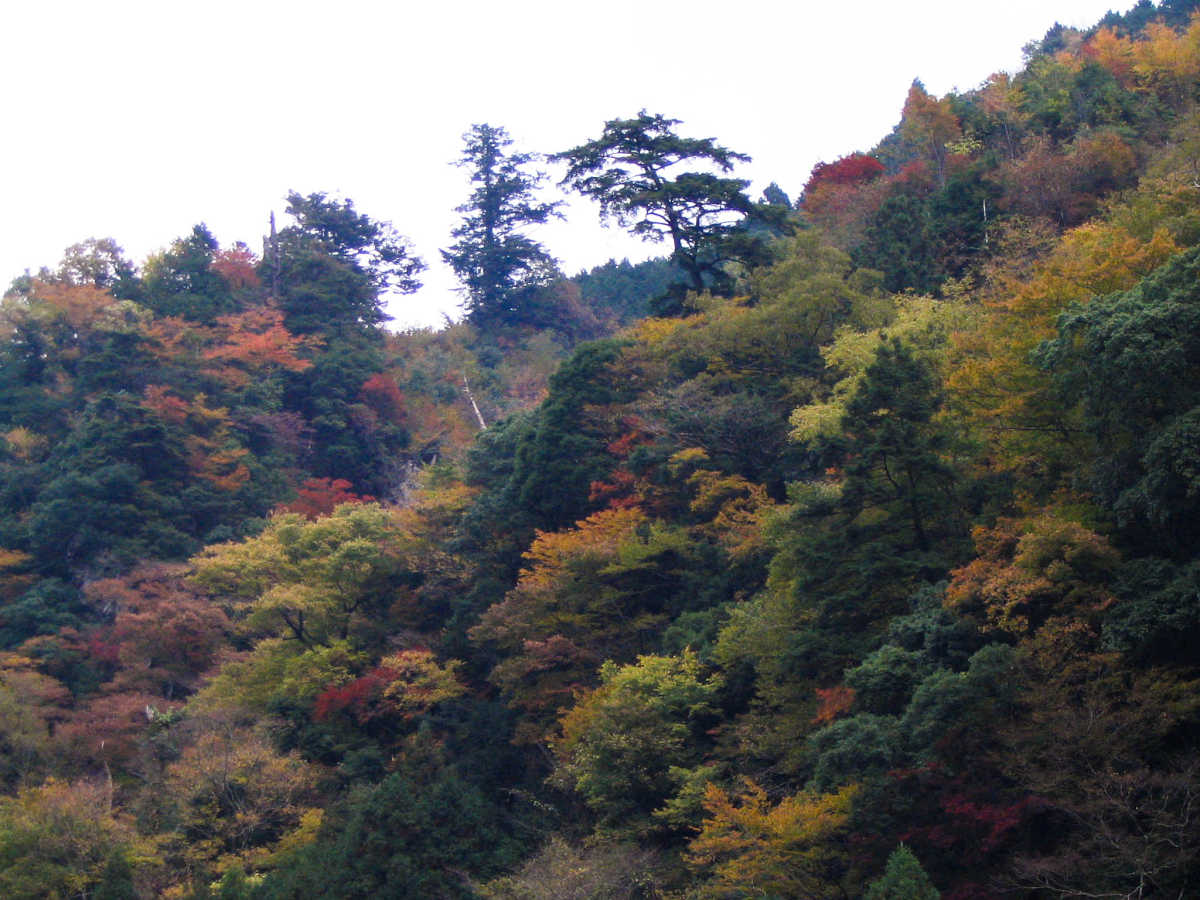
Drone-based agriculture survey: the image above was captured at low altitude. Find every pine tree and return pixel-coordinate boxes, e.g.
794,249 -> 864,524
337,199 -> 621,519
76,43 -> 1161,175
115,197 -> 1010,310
555,111 -> 770,308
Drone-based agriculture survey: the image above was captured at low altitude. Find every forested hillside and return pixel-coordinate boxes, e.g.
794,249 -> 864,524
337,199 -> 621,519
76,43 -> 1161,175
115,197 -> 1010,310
2,3 -> 1200,897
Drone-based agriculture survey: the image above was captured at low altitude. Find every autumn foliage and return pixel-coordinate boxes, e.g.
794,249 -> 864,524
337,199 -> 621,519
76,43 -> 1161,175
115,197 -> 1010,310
4,10 -> 1200,897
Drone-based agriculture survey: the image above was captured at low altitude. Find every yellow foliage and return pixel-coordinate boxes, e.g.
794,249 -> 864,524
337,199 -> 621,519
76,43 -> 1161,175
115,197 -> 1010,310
687,468 -> 775,559
378,649 -> 466,716
0,777 -> 159,897
253,807 -> 324,870
189,639 -> 367,715
518,507 -> 647,594
687,779 -> 858,898
630,315 -> 690,347
1132,18 -> 1200,105
160,722 -> 320,877
1086,26 -> 1135,86
2,428 -> 47,462
0,548 -> 31,571
947,209 -> 1179,476
790,294 -> 974,443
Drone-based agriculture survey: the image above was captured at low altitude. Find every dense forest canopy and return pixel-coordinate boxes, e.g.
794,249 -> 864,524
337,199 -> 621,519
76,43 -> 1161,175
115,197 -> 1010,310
2,3 -> 1200,897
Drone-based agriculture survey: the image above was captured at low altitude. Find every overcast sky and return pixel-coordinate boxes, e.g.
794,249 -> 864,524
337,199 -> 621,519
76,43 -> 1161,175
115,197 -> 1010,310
1,0 -> 1128,328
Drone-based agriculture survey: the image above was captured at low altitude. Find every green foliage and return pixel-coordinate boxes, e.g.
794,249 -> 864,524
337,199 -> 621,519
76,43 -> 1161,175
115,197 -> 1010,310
856,190 -> 937,294
274,191 -> 423,331
191,503 -> 411,653
142,225 -> 238,321
1104,557 -> 1200,664
756,338 -> 968,685
899,643 -> 1019,764
864,844 -> 940,900
885,584 -> 980,670
9,391 -> 243,579
571,256 -> 683,324
845,645 -> 931,715
840,339 -> 961,551
0,780 -> 151,900
556,111 -> 771,305
0,682 -> 50,789
1016,57 -> 1147,142
473,506 -> 734,743
1039,244 -> 1200,552
444,124 -> 561,327
807,714 -> 904,790
472,339 -> 631,538
258,757 -> 520,899
552,651 -> 721,832
0,579 -> 86,648
3,13 -> 1200,896
789,293 -> 973,445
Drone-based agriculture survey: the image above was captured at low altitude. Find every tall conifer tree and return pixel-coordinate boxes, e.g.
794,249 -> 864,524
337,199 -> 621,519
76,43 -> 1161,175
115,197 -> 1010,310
443,124 -> 561,326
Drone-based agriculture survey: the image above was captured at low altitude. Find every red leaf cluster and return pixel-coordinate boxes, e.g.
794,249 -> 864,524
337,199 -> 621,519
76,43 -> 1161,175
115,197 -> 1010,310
313,669 -> 391,723
277,478 -> 375,520
803,154 -> 885,196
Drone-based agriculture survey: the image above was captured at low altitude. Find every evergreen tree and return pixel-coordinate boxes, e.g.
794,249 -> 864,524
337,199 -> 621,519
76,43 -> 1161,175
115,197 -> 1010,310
864,844 -> 940,899
268,193 -> 421,492
272,191 -> 423,337
142,224 -> 237,321
840,338 -> 962,557
555,111 -> 767,307
442,124 -> 561,327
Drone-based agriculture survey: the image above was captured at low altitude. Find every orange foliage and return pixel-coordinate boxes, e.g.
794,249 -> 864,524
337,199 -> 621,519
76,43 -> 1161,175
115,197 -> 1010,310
145,315 -> 206,365
516,507 -> 646,596
606,422 -> 653,458
57,690 -> 181,774
401,393 -> 478,459
141,384 -> 191,424
812,685 -> 856,726
947,513 -> 1119,639
26,280 -> 118,332
86,563 -> 231,697
900,81 -> 961,185
978,72 -> 1025,161
471,508 -> 650,740
140,388 -> 251,491
211,244 -> 262,292
203,307 -> 319,386
1084,26 -> 1136,85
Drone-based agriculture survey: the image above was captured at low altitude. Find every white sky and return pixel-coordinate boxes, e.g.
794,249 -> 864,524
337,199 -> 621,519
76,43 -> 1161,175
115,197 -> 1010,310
1,0 -> 1128,328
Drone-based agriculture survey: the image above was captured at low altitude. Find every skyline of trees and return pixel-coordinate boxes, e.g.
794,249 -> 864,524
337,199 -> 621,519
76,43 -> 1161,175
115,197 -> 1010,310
1,4 -> 1200,896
